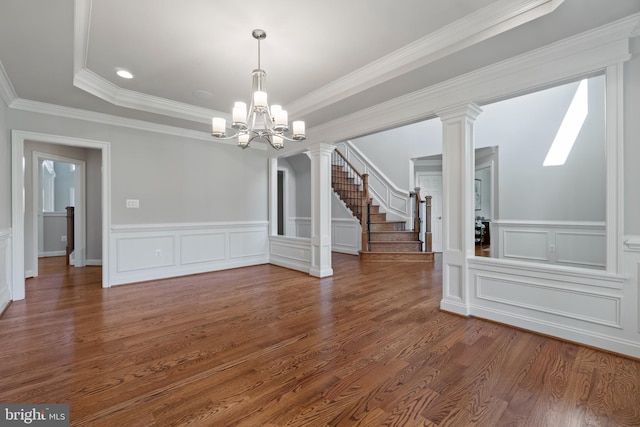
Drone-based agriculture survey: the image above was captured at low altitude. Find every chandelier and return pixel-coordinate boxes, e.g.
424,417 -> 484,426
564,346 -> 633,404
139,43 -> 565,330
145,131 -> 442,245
211,29 -> 306,150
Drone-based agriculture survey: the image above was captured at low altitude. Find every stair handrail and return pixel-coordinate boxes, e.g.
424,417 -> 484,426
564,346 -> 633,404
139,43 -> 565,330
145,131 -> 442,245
332,149 -> 371,252
336,141 -> 413,225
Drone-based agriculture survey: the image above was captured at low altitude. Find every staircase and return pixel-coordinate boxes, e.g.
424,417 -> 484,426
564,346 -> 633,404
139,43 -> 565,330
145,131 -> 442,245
331,151 -> 434,262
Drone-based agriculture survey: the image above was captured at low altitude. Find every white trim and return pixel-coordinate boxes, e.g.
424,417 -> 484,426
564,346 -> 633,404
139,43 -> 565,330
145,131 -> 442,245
624,237 -> 640,252
40,251 -> 66,258
9,98 -> 267,151
0,229 -> 11,310
73,69 -> 221,123
304,14 -> 638,145
11,130 -> 111,300
110,221 -> 269,286
0,59 -> 17,107
470,305 -> 640,359
269,235 -> 312,274
286,0 -> 564,118
70,0 -> 562,124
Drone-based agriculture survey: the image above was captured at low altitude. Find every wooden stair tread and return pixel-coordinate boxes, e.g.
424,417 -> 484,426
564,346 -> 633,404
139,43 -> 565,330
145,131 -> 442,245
359,251 -> 435,262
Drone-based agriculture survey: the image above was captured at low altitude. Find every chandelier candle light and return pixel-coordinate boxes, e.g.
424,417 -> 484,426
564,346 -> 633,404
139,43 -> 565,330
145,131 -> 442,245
211,29 -> 306,149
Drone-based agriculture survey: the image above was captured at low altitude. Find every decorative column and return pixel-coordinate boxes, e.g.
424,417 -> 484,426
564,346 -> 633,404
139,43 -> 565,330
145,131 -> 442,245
436,103 -> 482,316
307,142 -> 335,278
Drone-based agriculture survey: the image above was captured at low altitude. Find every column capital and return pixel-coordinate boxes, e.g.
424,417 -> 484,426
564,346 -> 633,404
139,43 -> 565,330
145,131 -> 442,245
436,102 -> 483,122
306,142 -> 336,156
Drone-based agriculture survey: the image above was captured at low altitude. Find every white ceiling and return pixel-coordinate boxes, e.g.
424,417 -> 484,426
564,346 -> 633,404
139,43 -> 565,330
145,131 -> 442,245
1,0 -> 639,135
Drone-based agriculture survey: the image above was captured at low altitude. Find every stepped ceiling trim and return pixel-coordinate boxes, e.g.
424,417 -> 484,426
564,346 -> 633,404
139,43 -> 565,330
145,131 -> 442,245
71,0 -> 563,125
303,13 -> 638,146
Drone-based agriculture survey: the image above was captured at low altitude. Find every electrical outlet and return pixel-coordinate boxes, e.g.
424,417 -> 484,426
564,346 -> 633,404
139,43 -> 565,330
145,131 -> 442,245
61,235 -> 67,243
549,244 -> 556,253
155,249 -> 161,257
126,199 -> 140,208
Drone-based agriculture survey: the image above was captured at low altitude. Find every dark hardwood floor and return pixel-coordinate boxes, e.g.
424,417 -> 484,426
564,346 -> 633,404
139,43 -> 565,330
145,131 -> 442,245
0,255 -> 638,426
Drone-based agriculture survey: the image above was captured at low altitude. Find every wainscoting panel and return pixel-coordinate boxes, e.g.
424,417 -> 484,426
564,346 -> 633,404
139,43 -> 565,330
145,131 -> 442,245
116,235 -> 176,273
476,273 -> 621,328
494,220 -> 606,269
332,219 -> 360,255
229,230 -> 269,259
467,256 -> 640,357
110,222 -> 269,286
503,230 -> 550,261
0,230 -> 11,312
556,232 -> 606,268
180,232 -> 226,265
269,235 -> 312,273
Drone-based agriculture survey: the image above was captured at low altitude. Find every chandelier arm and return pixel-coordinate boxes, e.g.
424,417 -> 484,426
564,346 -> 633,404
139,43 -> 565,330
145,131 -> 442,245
211,131 -> 240,140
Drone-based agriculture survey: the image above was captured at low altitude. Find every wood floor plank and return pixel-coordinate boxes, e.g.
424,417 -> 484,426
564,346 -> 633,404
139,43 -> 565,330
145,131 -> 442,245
0,255 -> 639,426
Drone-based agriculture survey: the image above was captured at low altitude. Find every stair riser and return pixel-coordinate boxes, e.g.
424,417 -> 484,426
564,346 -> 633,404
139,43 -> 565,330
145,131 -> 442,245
369,243 -> 422,252
369,232 -> 419,241
369,222 -> 405,232
359,252 -> 435,262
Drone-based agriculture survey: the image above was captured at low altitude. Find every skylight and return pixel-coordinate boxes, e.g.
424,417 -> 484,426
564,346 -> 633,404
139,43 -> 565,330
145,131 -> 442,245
543,79 -> 589,166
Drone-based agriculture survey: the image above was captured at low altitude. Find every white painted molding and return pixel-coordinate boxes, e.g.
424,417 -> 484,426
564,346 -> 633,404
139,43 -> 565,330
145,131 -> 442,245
110,221 -> 268,233
492,219 -> 606,229
306,13 -> 638,145
8,99 -> 267,150
286,0 -> 564,118
71,0 -> 562,125
470,305 -> 640,359
624,237 -> 640,252
0,229 -> 11,307
73,69 -> 221,123
11,130 -> 112,300
110,221 -> 269,286
0,59 -> 17,107
40,251 -> 66,258
269,235 -> 312,274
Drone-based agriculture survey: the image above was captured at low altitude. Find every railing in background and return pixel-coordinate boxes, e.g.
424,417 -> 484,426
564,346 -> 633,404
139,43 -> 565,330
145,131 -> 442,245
66,206 -> 74,265
332,149 -> 371,252
409,189 -> 432,253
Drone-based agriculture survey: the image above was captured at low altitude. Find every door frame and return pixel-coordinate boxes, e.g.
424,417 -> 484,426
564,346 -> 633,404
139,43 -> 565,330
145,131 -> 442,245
32,152 -> 86,276
11,130 -> 111,300
415,170 -> 444,253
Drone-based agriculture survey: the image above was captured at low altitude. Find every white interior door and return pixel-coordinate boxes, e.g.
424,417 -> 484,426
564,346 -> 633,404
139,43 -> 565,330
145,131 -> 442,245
416,173 -> 443,252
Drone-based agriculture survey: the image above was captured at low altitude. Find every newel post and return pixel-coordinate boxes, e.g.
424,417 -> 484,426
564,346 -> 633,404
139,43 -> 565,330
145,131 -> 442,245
361,174 -> 370,252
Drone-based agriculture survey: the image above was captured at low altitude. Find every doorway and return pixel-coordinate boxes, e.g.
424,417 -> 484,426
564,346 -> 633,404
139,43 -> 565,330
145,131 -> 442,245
11,130 -> 111,300
32,152 -> 86,277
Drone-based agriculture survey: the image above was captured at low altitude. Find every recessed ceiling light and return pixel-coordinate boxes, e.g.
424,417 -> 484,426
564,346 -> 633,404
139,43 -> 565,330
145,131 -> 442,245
116,69 -> 134,79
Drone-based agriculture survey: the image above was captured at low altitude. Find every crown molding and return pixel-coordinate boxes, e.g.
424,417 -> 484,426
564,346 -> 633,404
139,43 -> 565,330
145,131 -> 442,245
285,0 -> 564,118
71,0 -> 563,125
8,98 -> 265,149
73,0 -> 225,124
73,68 -> 223,124
0,59 -> 17,107
306,13 -> 639,145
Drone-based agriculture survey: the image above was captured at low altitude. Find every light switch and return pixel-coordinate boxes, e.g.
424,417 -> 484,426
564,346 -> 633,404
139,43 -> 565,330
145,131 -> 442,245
126,199 -> 139,208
